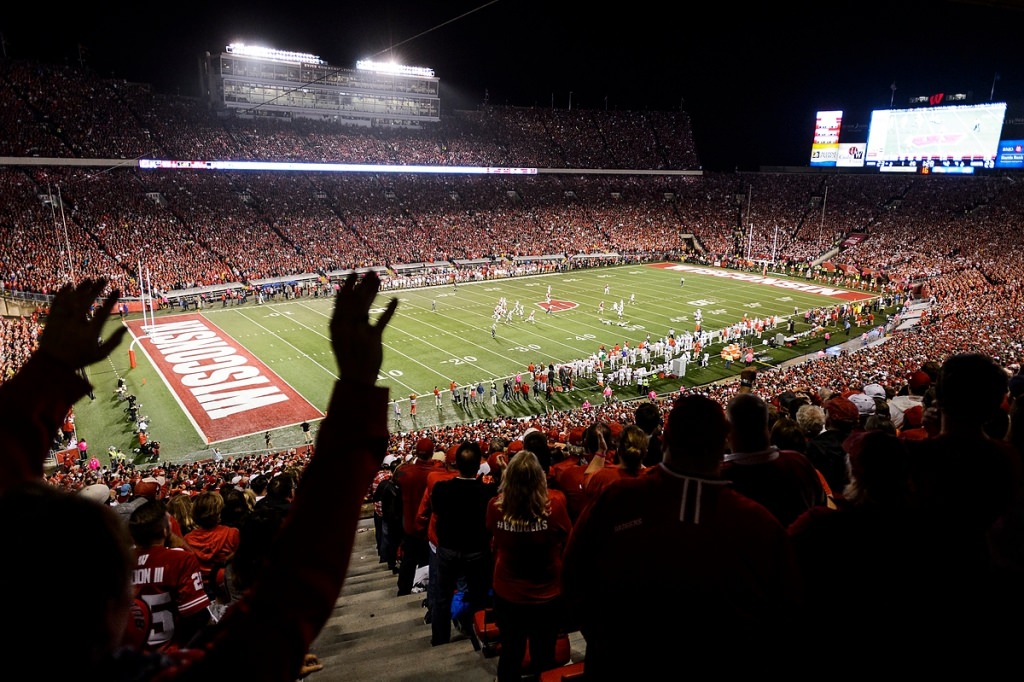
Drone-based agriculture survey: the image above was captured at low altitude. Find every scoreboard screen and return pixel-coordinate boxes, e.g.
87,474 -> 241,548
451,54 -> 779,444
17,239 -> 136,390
864,102 -> 1006,171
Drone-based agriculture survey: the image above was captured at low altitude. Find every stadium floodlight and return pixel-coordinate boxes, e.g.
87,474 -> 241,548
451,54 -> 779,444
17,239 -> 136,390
356,59 -> 435,78
225,43 -> 325,65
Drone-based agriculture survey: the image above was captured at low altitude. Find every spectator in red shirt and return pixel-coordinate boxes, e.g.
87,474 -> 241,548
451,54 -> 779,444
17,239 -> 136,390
393,437 -> 441,596
582,423 -> 648,500
722,392 -> 828,527
551,422 -> 609,524
486,449 -> 572,682
128,499 -> 212,652
184,491 -> 241,599
563,394 -> 803,678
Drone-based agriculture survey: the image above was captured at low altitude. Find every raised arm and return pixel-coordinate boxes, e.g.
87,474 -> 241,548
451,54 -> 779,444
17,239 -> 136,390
195,272 -> 397,680
0,279 -> 126,492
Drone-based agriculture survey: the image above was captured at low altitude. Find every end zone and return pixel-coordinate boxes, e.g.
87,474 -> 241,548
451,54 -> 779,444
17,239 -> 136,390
650,262 -> 875,301
125,314 -> 323,443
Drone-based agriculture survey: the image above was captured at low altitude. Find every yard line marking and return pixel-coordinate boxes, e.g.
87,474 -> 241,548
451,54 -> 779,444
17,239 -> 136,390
236,310 -> 342,380
284,302 -> 429,391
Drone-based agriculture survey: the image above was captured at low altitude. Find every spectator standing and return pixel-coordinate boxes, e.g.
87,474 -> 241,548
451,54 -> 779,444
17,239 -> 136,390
165,493 -> 196,536
582,424 -> 648,500
185,490 -> 241,598
370,455 -> 398,567
114,477 -> 167,527
888,369 -> 931,429
904,353 -> 1023,652
427,441 -> 497,648
551,423 -> 608,524
634,401 -> 664,467
563,394 -> 804,678
255,472 -> 295,517
249,474 -> 269,505
486,450 -> 571,681
722,393 -> 827,527
393,437 -> 441,596
220,486 -> 252,530
415,446 -> 460,627
788,431 -> 925,666
804,396 -> 860,497
372,454 -> 399,569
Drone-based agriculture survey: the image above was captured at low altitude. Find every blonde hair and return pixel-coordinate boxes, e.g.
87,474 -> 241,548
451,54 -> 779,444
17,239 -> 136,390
616,424 -> 648,473
495,450 -> 549,522
191,490 -> 225,529
165,493 -> 195,534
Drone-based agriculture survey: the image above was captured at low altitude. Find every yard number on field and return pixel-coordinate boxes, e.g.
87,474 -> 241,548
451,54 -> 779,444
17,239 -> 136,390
508,344 -> 541,353
441,356 -> 478,365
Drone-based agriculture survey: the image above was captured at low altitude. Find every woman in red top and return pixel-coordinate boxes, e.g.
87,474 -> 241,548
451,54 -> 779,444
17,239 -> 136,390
486,450 -> 572,681
184,490 -> 241,598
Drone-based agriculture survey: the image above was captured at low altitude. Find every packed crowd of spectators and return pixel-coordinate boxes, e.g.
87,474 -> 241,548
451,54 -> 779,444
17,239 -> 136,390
2,55 -> 1022,487
0,311 -> 43,382
3,58 -> 1021,299
7,161 -> 1021,301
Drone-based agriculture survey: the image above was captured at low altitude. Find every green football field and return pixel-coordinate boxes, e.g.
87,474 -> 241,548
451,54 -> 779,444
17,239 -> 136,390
72,262 -> 880,465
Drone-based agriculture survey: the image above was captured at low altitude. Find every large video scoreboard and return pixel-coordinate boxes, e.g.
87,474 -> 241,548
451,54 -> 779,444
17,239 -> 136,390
864,102 -> 1006,172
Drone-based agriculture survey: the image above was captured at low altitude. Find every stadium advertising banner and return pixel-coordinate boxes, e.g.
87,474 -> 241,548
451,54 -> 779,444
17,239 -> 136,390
996,140 -> 1024,169
836,143 -> 866,168
809,110 -> 842,167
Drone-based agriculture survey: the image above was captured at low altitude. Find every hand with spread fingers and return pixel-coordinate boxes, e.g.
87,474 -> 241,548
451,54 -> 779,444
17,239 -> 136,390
330,271 -> 398,386
38,279 -> 129,370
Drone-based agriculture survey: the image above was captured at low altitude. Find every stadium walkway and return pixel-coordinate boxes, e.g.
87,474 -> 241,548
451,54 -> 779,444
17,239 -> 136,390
309,516 -> 587,680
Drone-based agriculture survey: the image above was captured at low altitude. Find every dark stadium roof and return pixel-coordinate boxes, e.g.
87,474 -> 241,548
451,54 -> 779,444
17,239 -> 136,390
4,0 -> 1023,171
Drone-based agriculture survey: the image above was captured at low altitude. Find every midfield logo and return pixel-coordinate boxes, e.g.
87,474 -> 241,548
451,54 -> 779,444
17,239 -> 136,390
540,299 -> 577,312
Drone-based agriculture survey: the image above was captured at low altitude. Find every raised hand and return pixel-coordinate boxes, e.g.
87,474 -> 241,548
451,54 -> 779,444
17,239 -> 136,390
329,271 -> 398,386
38,279 -> 128,370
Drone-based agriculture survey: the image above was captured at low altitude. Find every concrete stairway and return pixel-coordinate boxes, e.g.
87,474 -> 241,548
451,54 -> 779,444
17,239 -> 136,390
308,517 -> 586,681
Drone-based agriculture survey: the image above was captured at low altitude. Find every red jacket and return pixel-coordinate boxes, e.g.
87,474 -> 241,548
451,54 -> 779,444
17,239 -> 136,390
394,457 -> 441,537
415,468 -> 458,545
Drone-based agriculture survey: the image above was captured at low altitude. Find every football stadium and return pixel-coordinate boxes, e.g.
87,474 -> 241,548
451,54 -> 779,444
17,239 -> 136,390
2,22 -> 1024,680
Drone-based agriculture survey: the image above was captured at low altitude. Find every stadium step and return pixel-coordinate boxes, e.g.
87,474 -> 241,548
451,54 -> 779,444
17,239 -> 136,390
310,518 -> 586,680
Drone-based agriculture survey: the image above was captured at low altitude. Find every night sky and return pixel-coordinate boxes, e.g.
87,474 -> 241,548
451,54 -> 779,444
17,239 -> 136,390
3,0 -> 1022,170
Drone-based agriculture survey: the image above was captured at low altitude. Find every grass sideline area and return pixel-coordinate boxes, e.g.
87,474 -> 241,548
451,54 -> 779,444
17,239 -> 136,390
70,262 -> 887,465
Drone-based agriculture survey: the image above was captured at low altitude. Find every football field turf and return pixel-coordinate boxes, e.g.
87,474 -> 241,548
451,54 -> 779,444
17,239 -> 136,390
76,262 -> 877,464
